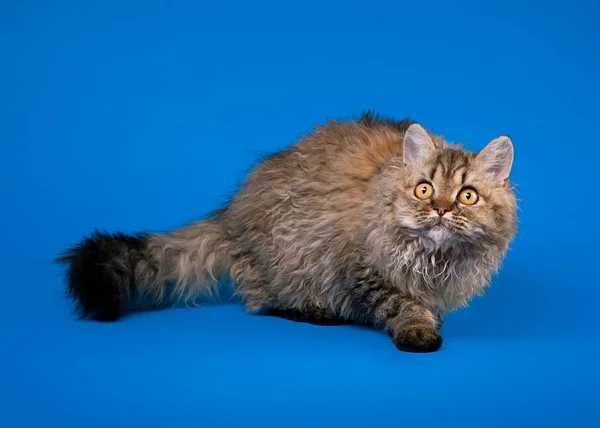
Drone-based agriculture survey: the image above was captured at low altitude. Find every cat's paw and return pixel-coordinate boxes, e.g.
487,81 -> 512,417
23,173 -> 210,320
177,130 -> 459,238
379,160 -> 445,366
392,324 -> 442,353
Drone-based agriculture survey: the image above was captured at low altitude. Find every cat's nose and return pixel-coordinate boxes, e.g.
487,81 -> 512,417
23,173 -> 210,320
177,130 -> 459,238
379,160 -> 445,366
433,197 -> 453,217
435,207 -> 450,216
434,206 -> 451,217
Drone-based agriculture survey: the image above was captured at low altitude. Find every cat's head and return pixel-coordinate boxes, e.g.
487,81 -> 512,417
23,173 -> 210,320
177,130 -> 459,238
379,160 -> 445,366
390,123 -> 517,249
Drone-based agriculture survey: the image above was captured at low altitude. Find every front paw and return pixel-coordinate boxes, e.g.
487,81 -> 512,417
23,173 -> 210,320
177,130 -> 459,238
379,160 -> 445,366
392,324 -> 442,353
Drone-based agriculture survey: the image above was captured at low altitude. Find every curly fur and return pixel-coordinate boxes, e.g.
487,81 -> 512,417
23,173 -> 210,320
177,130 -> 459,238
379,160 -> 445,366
57,112 -> 518,352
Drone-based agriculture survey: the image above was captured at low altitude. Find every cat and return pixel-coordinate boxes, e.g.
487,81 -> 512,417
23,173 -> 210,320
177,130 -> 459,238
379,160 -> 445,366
57,112 -> 517,353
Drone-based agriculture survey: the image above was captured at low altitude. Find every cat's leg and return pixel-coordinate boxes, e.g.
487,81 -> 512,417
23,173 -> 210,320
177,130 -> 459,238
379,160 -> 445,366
385,299 -> 442,352
267,306 -> 348,326
231,250 -> 348,325
435,311 -> 445,328
230,254 -> 276,313
351,281 -> 442,352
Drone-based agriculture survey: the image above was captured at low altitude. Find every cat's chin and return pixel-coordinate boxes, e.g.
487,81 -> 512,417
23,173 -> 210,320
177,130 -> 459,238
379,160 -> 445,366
422,225 -> 460,246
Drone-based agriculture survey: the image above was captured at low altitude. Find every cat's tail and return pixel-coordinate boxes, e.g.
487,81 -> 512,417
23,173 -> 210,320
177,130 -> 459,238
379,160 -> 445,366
56,218 -> 234,321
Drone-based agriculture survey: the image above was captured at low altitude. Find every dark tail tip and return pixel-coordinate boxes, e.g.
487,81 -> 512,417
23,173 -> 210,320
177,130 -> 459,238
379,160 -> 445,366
56,230 -> 149,321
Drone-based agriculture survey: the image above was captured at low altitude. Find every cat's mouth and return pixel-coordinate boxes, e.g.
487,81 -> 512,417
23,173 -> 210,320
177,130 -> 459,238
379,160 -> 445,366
423,217 -> 460,237
422,218 -> 465,245
429,217 -> 449,229
408,215 -> 462,242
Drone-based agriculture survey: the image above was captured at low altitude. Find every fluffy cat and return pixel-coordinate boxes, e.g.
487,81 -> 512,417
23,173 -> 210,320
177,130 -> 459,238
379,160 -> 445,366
57,113 -> 517,353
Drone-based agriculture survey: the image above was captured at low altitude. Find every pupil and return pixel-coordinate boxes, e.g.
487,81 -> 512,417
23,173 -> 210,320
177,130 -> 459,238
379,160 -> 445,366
422,187 -> 427,193
465,192 -> 471,199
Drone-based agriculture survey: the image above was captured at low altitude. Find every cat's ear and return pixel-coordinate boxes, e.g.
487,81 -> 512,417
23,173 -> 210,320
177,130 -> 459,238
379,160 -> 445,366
403,124 -> 436,169
476,136 -> 514,185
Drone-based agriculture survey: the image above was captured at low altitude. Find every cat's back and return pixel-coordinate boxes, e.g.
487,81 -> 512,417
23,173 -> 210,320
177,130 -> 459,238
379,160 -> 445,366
248,116 -> 410,194
225,116 -> 410,226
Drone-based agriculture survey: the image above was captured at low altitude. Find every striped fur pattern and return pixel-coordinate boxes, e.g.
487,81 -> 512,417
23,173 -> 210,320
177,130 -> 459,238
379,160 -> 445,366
58,113 -> 518,352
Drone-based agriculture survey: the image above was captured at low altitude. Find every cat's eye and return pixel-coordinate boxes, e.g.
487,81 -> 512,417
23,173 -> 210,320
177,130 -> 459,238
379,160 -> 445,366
458,188 -> 479,205
415,183 -> 434,200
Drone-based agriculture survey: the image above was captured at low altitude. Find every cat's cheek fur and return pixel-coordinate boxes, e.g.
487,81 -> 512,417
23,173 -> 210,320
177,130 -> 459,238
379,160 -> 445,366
396,211 -> 422,230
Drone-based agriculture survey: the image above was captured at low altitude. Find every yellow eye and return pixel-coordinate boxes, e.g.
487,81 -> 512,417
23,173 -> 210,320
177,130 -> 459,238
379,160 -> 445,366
458,188 -> 479,205
415,183 -> 434,200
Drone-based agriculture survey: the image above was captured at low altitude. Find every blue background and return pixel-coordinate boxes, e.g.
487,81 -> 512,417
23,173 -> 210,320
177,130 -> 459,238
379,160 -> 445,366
2,0 -> 599,426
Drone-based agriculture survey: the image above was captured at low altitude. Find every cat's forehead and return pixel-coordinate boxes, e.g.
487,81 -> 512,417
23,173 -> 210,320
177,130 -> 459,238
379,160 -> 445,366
427,147 -> 476,185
